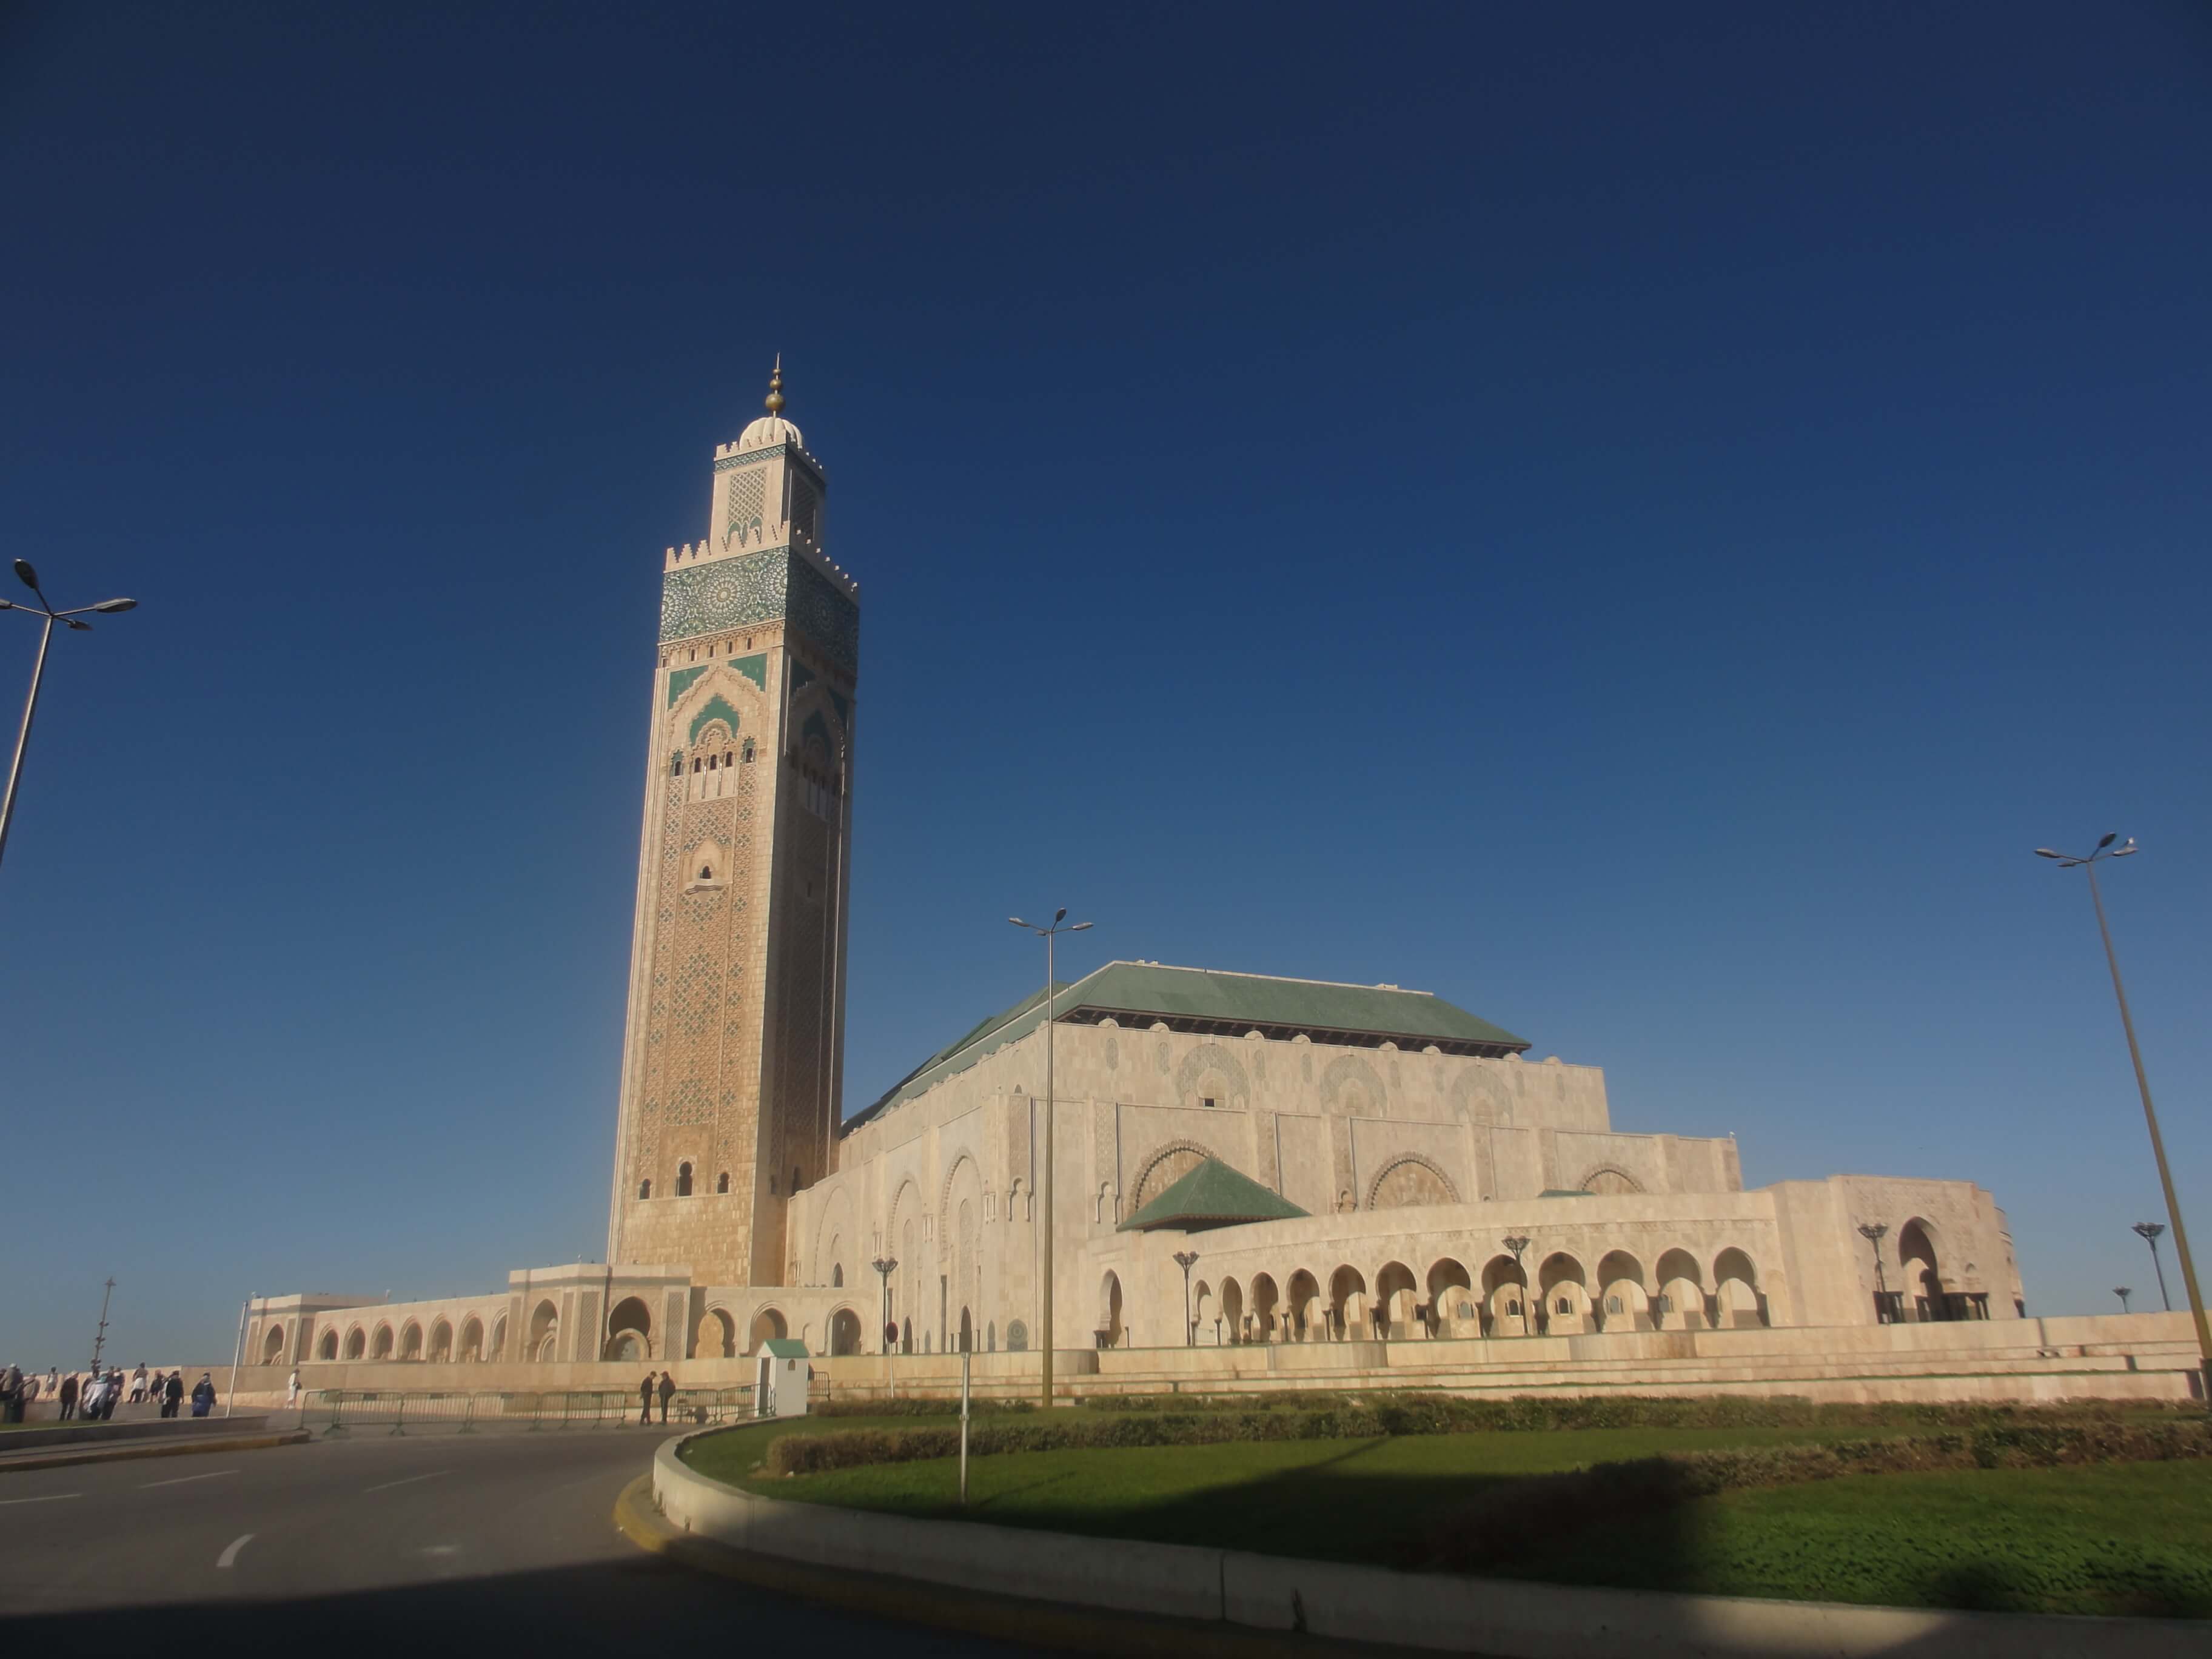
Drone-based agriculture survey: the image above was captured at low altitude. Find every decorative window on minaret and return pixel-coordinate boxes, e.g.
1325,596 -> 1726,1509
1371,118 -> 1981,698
789,472 -> 820,543
723,469 -> 765,549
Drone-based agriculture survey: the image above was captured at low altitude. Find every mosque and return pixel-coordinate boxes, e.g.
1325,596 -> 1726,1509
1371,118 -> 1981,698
246,374 -> 2195,1405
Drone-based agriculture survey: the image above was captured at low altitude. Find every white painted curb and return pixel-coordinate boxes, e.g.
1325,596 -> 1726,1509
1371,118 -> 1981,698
651,1431 -> 2204,1658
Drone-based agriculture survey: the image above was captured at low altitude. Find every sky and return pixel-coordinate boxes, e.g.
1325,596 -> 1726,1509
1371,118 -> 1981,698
2,4 -> 2209,1366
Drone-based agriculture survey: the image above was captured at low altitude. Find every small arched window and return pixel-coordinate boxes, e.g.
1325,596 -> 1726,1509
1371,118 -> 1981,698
741,738 -> 755,762
699,864 -> 712,880
716,1171 -> 729,1194
677,1162 -> 693,1197
638,1179 -> 651,1201
671,755 -> 683,777
832,1264 -> 843,1287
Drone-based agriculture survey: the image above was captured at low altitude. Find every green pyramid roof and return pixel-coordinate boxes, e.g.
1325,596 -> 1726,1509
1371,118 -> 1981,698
1118,1158 -> 1310,1233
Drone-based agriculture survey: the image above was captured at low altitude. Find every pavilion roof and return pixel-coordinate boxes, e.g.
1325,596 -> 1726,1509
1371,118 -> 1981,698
1116,1157 -> 1310,1233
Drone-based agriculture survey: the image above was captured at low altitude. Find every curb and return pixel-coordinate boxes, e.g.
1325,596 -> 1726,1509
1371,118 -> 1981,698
0,1430 -> 310,1474
612,1474 -> 1443,1659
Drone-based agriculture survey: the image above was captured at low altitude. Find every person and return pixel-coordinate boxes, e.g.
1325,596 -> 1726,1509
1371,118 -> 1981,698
637,1370 -> 654,1424
656,1369 -> 675,1424
286,1367 -> 301,1409
58,1370 -> 79,1421
162,1370 -> 184,1418
147,1370 -> 164,1410
44,1367 -> 58,1402
80,1371 -> 106,1421
1,1365 -> 22,1424
190,1373 -> 215,1418
130,1363 -> 148,1404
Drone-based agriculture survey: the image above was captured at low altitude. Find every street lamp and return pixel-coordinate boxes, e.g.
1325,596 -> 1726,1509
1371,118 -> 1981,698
1172,1250 -> 1201,1347
2036,836 -> 2212,1394
1501,1235 -> 1531,1335
2133,1222 -> 2171,1313
871,1256 -> 897,1353
2114,1287 -> 2133,1314
1857,1222 -> 1891,1322
1,559 -> 137,870
1010,908 -> 1091,1409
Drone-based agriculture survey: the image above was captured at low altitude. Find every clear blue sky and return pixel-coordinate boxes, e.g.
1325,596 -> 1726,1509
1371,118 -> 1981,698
4,4 -> 2208,1366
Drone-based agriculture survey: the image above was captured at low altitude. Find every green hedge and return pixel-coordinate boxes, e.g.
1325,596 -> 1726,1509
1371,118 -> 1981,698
811,1396 -> 1036,1419
764,1398 -> 2210,1480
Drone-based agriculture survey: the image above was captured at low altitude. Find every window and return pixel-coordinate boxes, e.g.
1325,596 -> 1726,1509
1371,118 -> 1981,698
832,1264 -> 843,1287
1555,1297 -> 1571,1315
677,1162 -> 693,1197
1506,1299 -> 1521,1315
1201,1096 -> 1216,1110
699,865 -> 712,880
638,1179 -> 651,1200
716,1171 -> 729,1194
1606,1295 -> 1623,1315
691,757 -> 701,773
671,755 -> 683,777
742,738 -> 754,762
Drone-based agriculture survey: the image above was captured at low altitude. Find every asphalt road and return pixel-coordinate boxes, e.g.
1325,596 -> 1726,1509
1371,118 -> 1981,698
0,1426 -> 1050,1657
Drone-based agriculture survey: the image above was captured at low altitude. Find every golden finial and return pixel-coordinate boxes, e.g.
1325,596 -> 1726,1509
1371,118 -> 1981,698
765,354 -> 785,415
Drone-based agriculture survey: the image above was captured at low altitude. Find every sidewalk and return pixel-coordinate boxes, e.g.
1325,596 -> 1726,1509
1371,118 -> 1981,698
0,1415 -> 309,1473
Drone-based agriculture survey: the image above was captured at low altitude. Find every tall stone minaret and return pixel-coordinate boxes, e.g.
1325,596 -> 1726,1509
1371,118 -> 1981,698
606,362 -> 859,1290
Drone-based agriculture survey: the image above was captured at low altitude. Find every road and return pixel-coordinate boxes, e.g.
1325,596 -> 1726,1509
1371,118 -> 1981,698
0,1426 -> 1048,1656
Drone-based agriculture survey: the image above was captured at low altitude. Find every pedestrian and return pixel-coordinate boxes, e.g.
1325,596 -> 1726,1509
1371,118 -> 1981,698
101,1368 -> 124,1420
637,1370 -> 654,1424
58,1370 -> 79,1421
190,1373 -> 215,1418
44,1366 -> 59,1403
147,1369 -> 164,1410
130,1363 -> 148,1404
286,1367 -> 301,1409
1,1365 -> 22,1424
656,1369 -> 675,1424
162,1370 -> 184,1418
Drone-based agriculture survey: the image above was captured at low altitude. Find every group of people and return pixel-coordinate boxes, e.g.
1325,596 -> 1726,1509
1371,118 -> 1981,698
0,1364 -> 215,1422
638,1370 -> 678,1423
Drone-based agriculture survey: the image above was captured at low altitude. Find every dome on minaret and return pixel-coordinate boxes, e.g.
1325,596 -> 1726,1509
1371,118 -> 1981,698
736,357 -> 802,451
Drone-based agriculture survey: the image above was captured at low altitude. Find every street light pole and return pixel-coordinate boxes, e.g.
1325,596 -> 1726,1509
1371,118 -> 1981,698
1,560 -> 138,871
1502,1235 -> 1531,1335
2134,1222 -> 2171,1313
871,1255 -> 897,1401
90,1277 -> 116,1372
1010,910 -> 1091,1410
2036,836 -> 2212,1396
1857,1222 -> 1891,1322
1173,1250 -> 1200,1347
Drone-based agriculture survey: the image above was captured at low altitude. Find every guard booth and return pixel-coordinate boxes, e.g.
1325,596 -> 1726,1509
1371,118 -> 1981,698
754,1338 -> 811,1418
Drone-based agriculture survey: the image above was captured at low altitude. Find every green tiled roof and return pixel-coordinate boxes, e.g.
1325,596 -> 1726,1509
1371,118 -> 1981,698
762,1338 -> 809,1359
1118,1158 -> 1309,1232
845,961 -> 1527,1133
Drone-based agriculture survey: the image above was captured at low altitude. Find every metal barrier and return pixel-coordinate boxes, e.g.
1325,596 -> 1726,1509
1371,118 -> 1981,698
312,1386 -> 753,1436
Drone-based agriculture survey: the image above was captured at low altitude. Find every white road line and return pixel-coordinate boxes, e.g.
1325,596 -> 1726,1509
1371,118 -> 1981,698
363,1469 -> 452,1493
216,1533 -> 253,1569
0,1492 -> 81,1506
140,1469 -> 239,1489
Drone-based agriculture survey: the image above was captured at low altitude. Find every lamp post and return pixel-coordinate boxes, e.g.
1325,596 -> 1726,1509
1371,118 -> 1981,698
1172,1250 -> 1200,1347
1501,1235 -> 1531,1335
2035,836 -> 2212,1395
1,560 -> 137,871
1857,1222 -> 1891,1322
1009,908 -> 1091,1410
2133,1222 -> 2171,1313
871,1255 -> 897,1402
2114,1287 -> 2133,1313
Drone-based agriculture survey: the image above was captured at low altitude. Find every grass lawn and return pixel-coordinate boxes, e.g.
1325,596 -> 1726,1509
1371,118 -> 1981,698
683,1419 -> 2212,1617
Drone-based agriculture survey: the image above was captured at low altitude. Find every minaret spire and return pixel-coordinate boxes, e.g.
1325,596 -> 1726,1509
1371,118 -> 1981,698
765,354 -> 785,415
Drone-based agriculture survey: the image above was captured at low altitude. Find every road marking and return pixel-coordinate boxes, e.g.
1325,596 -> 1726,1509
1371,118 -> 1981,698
363,1469 -> 452,1493
418,1543 -> 461,1557
141,1469 -> 238,1489
216,1533 -> 253,1569
0,1492 -> 80,1506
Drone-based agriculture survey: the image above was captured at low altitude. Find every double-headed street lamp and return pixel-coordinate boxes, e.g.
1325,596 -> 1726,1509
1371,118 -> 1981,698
1501,1235 -> 1532,1335
2034,836 -> 2212,1395
2134,1222 -> 2171,1313
872,1256 -> 897,1354
1857,1222 -> 1891,1322
1009,908 -> 1091,1409
1173,1250 -> 1201,1346
2,559 -> 138,870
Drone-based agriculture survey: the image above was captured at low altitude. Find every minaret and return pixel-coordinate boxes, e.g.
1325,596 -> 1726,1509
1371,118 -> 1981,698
605,363 -> 859,1292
